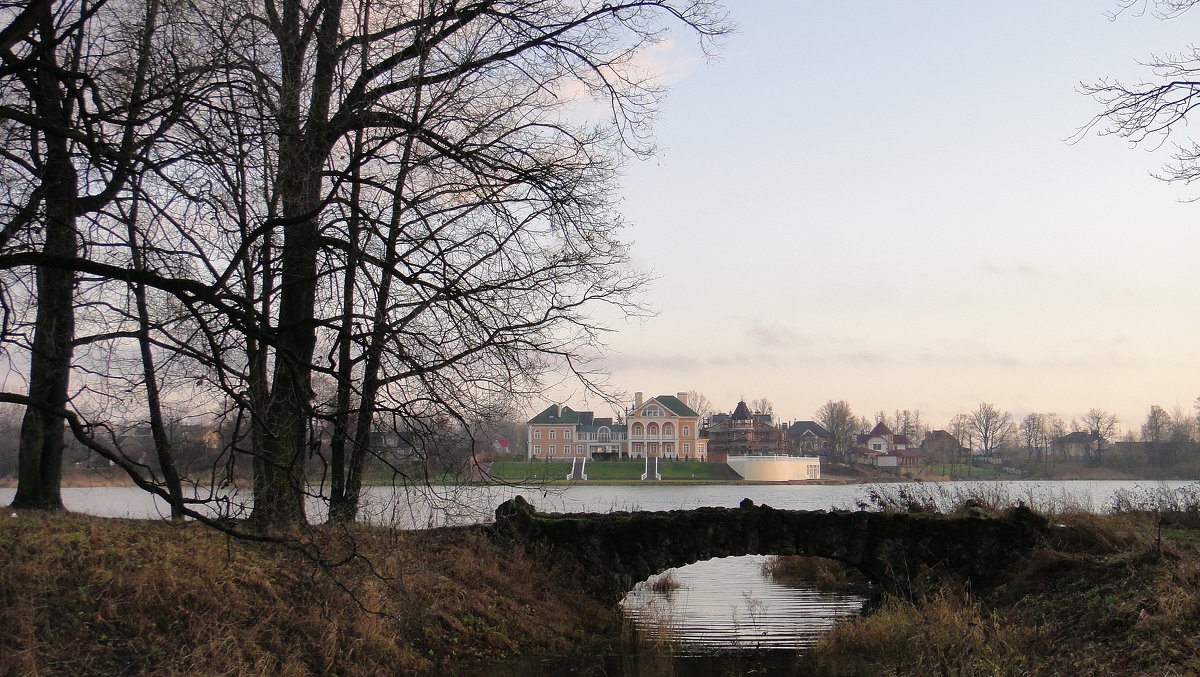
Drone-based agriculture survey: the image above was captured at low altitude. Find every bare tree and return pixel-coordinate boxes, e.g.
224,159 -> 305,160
1,0 -> 196,511
1141,404 -> 1172,465
176,0 -> 727,527
751,398 -> 774,418
1079,408 -> 1120,464
968,402 -> 1015,457
685,391 -> 715,418
893,408 -> 927,447
1020,412 -> 1049,463
815,400 -> 857,463
0,0 -> 731,532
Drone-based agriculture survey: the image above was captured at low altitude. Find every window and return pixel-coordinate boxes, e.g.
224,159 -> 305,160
872,443 -> 882,451
549,445 -> 556,455
563,429 -> 572,440
599,427 -> 610,441
576,445 -> 583,455
533,445 -> 541,456
683,443 -> 690,456
532,429 -> 540,440
682,425 -> 690,437
549,430 -> 556,440
641,406 -> 662,417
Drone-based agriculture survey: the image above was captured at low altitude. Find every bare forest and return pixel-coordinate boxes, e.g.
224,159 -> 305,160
0,0 -> 727,531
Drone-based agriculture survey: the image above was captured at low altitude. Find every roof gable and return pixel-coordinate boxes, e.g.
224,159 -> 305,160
635,395 -> 699,418
788,420 -> 830,439
868,422 -> 894,437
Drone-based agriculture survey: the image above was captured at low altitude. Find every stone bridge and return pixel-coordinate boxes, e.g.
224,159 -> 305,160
489,496 -> 1050,602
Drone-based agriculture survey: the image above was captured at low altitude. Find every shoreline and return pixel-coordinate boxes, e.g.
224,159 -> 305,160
4,468 -> 1199,490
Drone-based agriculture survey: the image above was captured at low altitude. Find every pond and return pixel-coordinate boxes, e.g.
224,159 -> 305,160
1,478 -> 1185,525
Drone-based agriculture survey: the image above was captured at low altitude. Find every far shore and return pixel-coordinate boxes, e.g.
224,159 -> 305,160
2,463 -> 1196,491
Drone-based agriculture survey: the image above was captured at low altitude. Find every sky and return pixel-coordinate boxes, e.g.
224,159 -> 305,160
551,2 -> 1200,432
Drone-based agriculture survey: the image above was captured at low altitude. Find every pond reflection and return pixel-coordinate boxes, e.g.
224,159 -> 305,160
621,555 -> 867,651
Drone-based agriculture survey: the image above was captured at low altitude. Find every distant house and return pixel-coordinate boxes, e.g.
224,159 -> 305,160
922,430 -> 965,459
1056,431 -> 1099,459
852,422 -> 918,468
627,392 -> 706,461
856,422 -> 909,451
526,405 -> 628,460
787,420 -> 831,454
706,400 -> 788,460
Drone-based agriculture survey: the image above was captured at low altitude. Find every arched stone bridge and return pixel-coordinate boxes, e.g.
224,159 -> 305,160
489,496 -> 1050,602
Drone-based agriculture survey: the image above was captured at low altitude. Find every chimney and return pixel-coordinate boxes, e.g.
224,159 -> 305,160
551,404 -> 560,418
634,392 -> 643,408
677,391 -> 688,407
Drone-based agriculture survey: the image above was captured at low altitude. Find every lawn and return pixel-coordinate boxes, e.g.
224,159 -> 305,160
487,459 -> 726,482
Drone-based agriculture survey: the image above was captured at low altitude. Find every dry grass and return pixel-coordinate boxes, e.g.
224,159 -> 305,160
806,508 -> 1200,676
0,511 -> 617,676
645,570 -> 683,594
760,555 -> 849,590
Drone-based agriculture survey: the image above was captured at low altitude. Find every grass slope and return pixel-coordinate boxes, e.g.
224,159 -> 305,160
807,487 -> 1200,676
0,512 -> 616,676
487,460 -> 726,482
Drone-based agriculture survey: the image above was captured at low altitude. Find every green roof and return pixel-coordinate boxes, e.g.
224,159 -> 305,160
527,405 -> 582,425
653,395 -> 700,418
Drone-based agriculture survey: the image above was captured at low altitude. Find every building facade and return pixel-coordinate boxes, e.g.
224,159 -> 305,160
526,405 -> 627,460
626,392 -> 707,461
706,400 -> 790,459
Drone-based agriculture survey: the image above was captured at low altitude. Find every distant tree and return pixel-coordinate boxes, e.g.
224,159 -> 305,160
1143,405 -> 1173,465
1046,413 -> 1069,462
686,391 -> 714,418
1079,408 -> 1120,465
893,409 -> 927,447
1021,413 -> 1049,463
948,413 -> 975,475
968,403 -> 1015,457
815,400 -> 857,463
751,398 -> 774,418
1173,403 -> 1197,446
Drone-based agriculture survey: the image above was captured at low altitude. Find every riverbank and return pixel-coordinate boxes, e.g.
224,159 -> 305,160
3,460 -> 1194,490
805,490 -> 1200,675
0,512 -> 616,676
3,488 -> 1200,675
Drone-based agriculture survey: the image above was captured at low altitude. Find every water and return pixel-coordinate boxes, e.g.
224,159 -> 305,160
621,556 -> 867,650
2,478 -> 1187,525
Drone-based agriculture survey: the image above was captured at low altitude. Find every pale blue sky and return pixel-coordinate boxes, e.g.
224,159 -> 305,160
563,2 -> 1200,432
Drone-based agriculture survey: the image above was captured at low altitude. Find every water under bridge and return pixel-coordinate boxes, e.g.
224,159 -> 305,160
489,496 -> 1050,602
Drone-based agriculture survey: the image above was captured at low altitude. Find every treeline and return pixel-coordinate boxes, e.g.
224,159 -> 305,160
808,398 -> 1200,473
0,0 -> 728,530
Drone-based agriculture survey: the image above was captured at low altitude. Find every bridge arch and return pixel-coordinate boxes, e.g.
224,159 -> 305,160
491,497 -> 1049,603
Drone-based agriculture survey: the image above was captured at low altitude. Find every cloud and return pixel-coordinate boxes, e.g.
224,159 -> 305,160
744,319 -> 801,348
602,352 -> 702,372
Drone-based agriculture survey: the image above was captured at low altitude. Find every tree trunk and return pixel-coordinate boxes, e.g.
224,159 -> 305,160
11,4 -> 78,511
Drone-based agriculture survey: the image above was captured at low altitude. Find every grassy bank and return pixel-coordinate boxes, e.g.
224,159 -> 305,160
486,459 -> 730,482
0,513 -> 616,676
805,484 -> 1200,676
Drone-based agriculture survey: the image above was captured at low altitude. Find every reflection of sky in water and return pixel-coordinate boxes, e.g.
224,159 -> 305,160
621,555 -> 866,651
